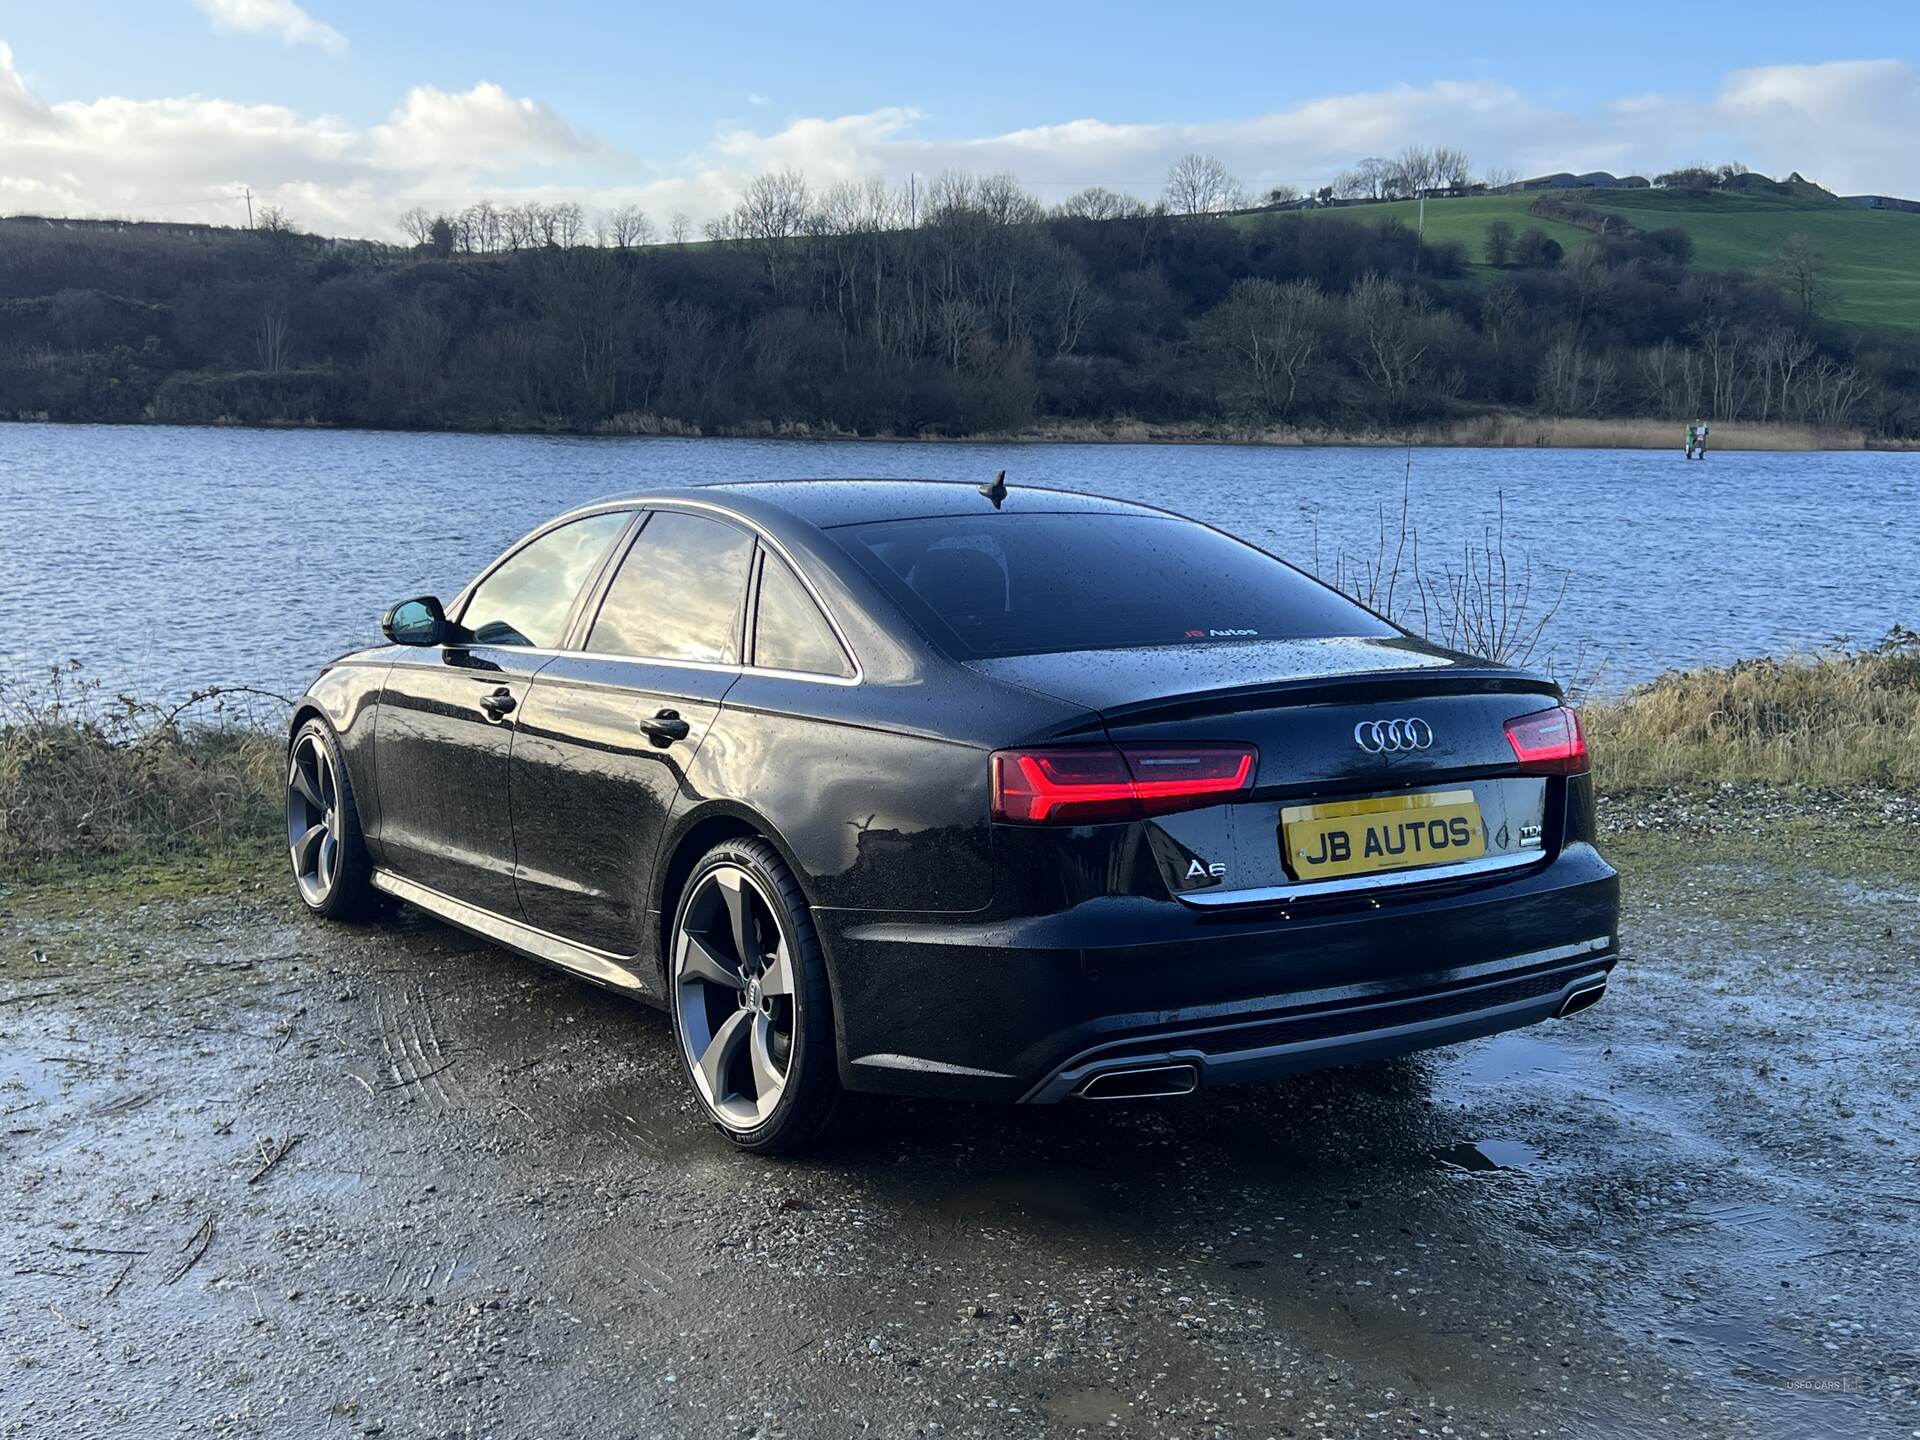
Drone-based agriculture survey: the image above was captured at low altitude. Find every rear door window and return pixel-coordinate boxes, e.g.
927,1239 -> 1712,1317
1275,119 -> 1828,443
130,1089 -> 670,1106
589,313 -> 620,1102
587,510 -> 755,663
831,512 -> 1392,659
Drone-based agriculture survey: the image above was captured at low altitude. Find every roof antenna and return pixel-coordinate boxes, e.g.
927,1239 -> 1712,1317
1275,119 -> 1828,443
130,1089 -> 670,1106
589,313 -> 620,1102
979,469 -> 1008,509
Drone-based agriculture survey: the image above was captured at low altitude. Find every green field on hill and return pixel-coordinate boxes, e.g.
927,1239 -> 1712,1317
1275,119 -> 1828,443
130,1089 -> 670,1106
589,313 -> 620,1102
1279,189 -> 1920,333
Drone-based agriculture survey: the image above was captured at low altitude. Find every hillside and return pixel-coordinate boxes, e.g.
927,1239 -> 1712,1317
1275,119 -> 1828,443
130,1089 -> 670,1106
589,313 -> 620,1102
2,188 -> 1917,440
1579,190 -> 1920,332
1291,189 -> 1920,332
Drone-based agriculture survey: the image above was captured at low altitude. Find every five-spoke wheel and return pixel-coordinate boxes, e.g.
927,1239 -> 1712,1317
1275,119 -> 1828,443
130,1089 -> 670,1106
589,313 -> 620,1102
287,730 -> 342,907
285,720 -> 374,920
669,839 -> 847,1152
673,864 -> 797,1129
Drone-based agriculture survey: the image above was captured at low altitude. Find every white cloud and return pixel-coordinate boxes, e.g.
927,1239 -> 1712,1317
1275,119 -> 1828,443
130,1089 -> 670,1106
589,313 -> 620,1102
1,46 -> 1915,242
192,0 -> 346,53
747,93 -> 770,109
370,82 -> 598,170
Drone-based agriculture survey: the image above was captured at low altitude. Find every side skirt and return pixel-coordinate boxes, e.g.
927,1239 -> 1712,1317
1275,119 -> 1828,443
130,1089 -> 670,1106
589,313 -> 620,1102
371,869 -> 656,1001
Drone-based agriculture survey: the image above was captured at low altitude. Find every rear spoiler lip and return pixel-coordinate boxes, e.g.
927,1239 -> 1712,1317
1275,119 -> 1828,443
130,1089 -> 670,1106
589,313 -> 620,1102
1090,666 -> 1561,727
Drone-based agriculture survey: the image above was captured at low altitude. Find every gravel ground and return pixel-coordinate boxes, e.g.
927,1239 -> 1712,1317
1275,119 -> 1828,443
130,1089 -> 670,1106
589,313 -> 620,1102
2,793 -> 1917,1439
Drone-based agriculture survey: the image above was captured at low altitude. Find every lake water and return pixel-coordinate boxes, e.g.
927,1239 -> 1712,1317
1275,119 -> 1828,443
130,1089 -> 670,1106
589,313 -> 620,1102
2,423 -> 1915,704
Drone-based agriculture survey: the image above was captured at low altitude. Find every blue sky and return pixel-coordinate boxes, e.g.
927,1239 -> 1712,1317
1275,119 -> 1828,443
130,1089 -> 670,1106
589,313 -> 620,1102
3,1 -> 1917,235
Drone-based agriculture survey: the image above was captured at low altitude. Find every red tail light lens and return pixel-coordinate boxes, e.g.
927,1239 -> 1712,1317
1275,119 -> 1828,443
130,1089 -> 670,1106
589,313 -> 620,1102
1505,706 -> 1588,775
991,745 -> 1257,825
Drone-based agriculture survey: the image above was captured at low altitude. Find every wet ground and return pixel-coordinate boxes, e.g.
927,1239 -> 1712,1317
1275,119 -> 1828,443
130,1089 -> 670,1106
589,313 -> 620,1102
3,807 -> 1918,1439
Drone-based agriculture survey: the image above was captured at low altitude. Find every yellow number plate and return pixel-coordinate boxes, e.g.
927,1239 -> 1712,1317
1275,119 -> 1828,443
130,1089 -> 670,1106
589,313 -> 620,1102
1282,789 -> 1487,882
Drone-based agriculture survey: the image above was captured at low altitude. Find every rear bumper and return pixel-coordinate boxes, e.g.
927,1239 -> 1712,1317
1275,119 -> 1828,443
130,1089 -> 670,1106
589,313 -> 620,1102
1021,949 -> 1610,1102
817,842 -> 1619,1103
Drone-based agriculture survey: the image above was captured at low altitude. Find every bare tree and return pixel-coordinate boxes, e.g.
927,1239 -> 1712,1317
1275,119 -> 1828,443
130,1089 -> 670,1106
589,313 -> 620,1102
501,204 -> 537,251
397,207 -> 434,247
922,169 -> 980,225
811,176 -> 904,235
1480,281 -> 1523,350
1348,272 -> 1429,407
1264,184 -> 1302,206
1164,153 -> 1244,216
1535,332 -> 1618,415
550,202 -> 587,248
1769,233 -> 1832,316
1753,325 -> 1816,421
1432,147 -> 1472,190
369,299 -> 451,416
1480,165 -> 1520,192
731,170 -> 811,285
1056,186 -> 1145,221
975,173 -> 1045,225
1800,356 -> 1870,425
461,199 -> 502,254
1202,277 -> 1325,415
254,305 -> 293,372
1341,157 -> 1393,200
603,204 -> 655,248
1039,255 -> 1105,355
734,170 -> 811,243
1387,146 -> 1438,198
1687,313 -> 1755,421
669,212 -> 692,245
526,202 -> 561,248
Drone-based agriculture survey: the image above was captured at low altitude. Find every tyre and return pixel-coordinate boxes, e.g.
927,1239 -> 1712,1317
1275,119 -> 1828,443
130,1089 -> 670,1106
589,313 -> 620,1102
668,837 -> 847,1154
286,719 -> 377,921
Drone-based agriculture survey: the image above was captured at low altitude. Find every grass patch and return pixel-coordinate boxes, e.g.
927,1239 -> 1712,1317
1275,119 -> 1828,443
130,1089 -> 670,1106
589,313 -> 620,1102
1251,194 -> 1595,264
1587,630 -> 1920,789
0,664 -> 285,875
1581,190 -> 1920,332
1281,189 -> 1920,331
0,850 -> 280,921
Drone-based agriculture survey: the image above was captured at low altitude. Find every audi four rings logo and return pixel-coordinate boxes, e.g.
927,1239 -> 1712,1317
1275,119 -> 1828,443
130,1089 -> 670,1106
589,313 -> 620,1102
1353,717 -> 1435,753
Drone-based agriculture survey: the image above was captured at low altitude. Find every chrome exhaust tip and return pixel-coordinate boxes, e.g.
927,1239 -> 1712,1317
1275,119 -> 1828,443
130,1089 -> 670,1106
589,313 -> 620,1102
1076,1063 -> 1200,1100
1555,979 -> 1607,1019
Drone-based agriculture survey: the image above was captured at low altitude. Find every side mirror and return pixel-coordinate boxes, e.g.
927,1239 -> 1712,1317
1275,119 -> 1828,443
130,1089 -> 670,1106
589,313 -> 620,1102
383,596 -> 449,647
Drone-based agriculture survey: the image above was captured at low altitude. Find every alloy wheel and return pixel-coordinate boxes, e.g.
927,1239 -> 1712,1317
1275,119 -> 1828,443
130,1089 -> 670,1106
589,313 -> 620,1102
286,733 -> 342,906
673,865 -> 797,1130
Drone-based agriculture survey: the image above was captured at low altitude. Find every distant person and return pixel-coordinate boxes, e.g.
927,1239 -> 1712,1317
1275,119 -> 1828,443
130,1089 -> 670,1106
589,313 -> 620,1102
1695,420 -> 1709,459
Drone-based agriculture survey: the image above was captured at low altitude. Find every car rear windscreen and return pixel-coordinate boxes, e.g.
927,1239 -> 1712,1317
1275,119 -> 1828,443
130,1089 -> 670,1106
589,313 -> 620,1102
830,512 -> 1395,660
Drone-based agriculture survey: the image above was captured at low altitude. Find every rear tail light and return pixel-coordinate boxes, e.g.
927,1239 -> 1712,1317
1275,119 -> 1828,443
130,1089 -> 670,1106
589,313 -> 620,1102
991,744 -> 1257,825
1505,706 -> 1588,775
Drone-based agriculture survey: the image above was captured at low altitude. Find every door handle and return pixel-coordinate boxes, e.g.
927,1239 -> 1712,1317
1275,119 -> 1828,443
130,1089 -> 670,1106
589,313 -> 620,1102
639,708 -> 691,746
478,687 -> 517,721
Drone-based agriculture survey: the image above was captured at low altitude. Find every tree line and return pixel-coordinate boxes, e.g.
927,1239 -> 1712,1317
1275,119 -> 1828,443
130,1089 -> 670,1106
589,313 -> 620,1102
1,165 -> 1913,439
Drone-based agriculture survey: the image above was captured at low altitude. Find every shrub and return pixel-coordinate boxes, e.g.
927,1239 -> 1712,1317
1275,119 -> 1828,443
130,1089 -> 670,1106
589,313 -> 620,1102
1584,628 -> 1920,788
0,664 -> 286,869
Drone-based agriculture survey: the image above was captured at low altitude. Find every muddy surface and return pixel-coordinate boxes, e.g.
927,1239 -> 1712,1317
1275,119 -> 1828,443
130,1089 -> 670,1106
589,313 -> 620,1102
3,817 -> 1918,1439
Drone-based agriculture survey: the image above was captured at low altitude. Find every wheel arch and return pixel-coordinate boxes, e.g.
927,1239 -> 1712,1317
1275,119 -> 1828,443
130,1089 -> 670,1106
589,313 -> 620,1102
650,802 -> 831,1003
288,700 -> 329,743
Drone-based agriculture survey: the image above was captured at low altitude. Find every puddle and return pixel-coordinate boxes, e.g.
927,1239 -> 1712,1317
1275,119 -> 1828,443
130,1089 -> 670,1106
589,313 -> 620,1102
0,1055 -> 83,1112
1669,1311 -> 1871,1421
1433,1139 -> 1540,1173
1047,1384 -> 1140,1430
1448,1031 -> 1575,1087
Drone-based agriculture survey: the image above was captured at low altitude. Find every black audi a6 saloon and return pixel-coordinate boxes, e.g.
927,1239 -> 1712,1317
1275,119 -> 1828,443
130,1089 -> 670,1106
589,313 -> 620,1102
287,480 -> 1618,1152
